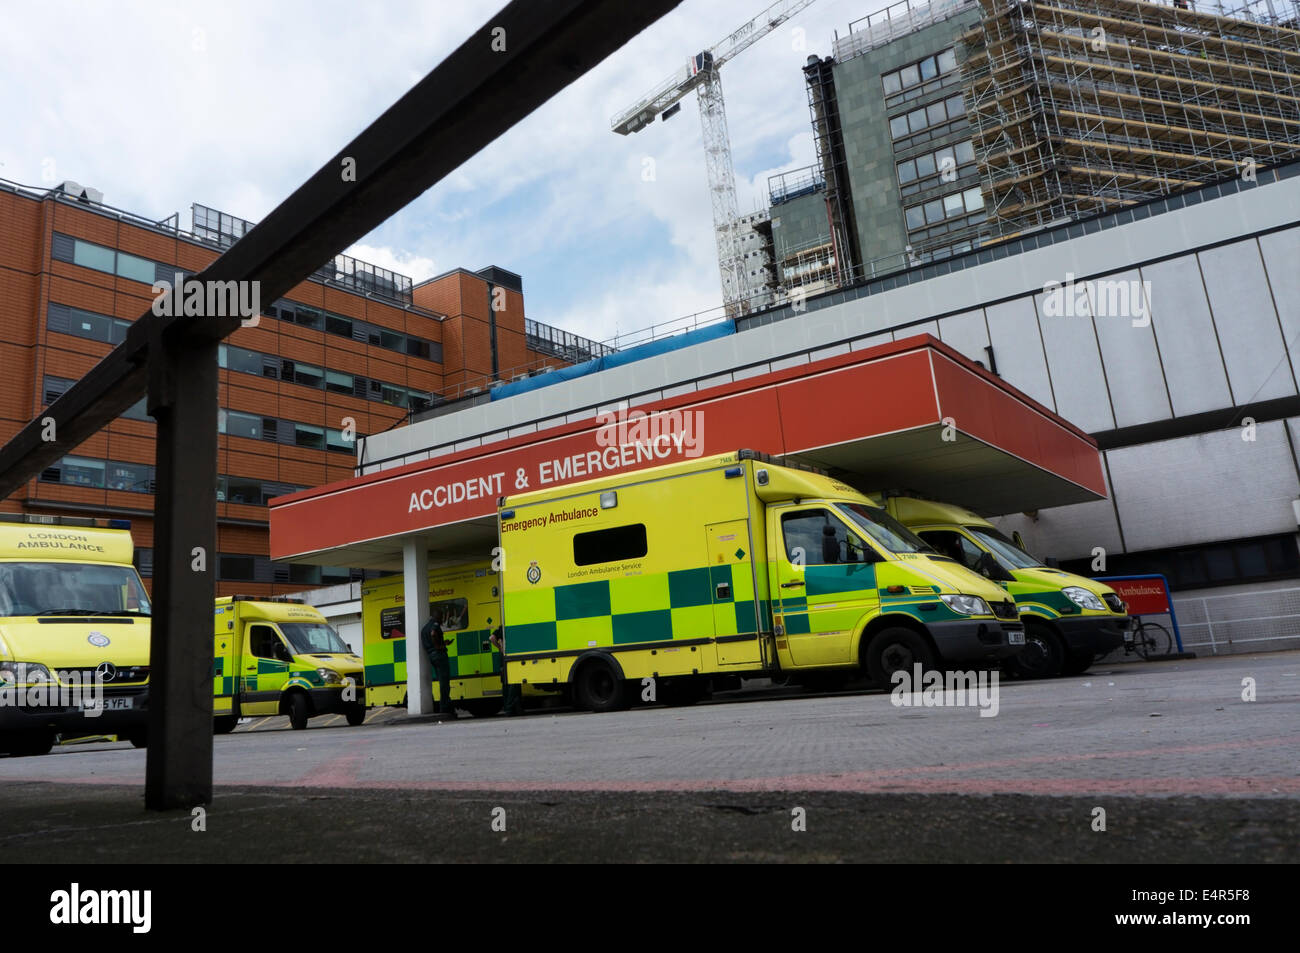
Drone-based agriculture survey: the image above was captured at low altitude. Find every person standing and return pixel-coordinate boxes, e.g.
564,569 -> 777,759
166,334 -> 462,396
489,625 -> 523,717
420,608 -> 456,717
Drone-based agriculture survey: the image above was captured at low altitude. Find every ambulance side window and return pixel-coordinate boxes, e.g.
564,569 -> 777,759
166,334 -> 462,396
573,523 -> 648,566
781,510 -> 874,565
919,530 -> 984,573
431,597 -> 468,631
250,625 -> 290,663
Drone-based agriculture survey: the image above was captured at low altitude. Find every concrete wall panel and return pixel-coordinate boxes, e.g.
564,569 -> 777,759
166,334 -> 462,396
1107,421 -> 1300,551
1141,255 -> 1232,416
983,298 -> 1055,410
1198,239 -> 1294,403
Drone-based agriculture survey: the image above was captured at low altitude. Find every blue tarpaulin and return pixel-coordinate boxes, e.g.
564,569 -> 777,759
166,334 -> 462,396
489,319 -> 735,401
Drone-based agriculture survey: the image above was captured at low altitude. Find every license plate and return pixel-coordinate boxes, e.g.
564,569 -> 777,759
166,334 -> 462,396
1008,631 -> 1025,645
82,697 -> 133,712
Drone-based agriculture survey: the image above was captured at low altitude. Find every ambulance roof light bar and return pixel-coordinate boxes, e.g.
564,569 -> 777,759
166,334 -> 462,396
227,595 -> 307,605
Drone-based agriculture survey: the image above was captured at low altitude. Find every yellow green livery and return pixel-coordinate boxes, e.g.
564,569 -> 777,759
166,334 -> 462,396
213,596 -> 364,731
875,494 -> 1131,677
498,450 -> 1025,710
360,563 -> 540,717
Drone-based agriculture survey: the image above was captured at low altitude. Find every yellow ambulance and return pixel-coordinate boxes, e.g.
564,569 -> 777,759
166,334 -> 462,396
0,516 -> 152,756
497,450 -> 1024,710
213,597 -> 364,731
360,563 -> 544,717
875,495 -> 1130,678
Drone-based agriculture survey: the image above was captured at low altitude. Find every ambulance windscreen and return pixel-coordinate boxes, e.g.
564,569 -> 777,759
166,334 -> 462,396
0,563 -> 151,617
836,504 -> 936,555
280,622 -> 351,655
966,526 -> 1043,570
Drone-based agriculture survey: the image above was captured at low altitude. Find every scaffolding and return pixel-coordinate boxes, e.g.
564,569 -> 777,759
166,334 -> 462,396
960,0 -> 1300,240
805,54 -> 863,287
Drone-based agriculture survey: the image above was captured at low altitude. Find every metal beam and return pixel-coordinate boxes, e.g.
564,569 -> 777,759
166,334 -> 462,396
144,339 -> 218,809
0,0 -> 684,497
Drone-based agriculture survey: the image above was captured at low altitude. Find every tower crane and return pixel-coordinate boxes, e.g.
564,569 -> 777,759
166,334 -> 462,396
611,0 -> 820,317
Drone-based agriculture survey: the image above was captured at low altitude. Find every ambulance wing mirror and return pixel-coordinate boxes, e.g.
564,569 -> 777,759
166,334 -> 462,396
1012,531 -> 1027,551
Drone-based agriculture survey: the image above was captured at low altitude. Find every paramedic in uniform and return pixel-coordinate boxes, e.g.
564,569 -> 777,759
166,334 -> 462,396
420,608 -> 456,717
490,625 -> 523,716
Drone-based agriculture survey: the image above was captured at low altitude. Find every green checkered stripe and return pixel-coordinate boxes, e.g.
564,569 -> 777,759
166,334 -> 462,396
237,657 -> 290,693
504,563 -> 761,655
213,655 -> 233,699
777,563 -> 880,635
774,562 -> 973,633
364,627 -> 499,687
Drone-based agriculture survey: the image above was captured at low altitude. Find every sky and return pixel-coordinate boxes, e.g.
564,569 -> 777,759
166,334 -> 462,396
0,0 -> 888,349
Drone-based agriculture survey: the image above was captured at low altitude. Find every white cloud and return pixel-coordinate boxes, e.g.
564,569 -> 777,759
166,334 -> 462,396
1,0 -> 892,342
343,244 -> 439,284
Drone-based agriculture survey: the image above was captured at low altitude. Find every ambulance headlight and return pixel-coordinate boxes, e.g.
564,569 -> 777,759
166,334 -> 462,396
940,594 -> 991,616
1063,586 -> 1106,612
316,668 -> 343,685
1,662 -> 53,684
29,664 -> 55,684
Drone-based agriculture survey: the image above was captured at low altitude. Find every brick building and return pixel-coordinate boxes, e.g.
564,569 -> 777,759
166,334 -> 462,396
0,179 -> 603,596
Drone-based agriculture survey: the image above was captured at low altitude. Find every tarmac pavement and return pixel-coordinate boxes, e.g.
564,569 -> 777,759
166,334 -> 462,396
1,651 -> 1296,862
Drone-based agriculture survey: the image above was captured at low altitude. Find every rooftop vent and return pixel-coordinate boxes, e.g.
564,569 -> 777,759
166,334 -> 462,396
51,181 -> 104,205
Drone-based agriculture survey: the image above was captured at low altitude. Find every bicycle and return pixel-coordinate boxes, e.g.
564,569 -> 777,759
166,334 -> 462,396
1127,619 -> 1173,660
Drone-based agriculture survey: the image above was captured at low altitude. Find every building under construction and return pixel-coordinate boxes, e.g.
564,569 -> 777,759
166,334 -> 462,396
962,0 -> 1300,241
769,0 -> 1299,297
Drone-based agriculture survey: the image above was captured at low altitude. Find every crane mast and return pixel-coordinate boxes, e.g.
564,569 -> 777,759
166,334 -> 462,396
611,0 -> 819,317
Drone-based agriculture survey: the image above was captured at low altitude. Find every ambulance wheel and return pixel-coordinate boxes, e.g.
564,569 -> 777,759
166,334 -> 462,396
575,660 -> 627,713
1008,622 -> 1064,679
345,704 -> 367,726
865,627 -> 936,687
1,730 -> 55,756
287,692 -> 311,730
127,730 -> 148,749
213,715 -> 239,734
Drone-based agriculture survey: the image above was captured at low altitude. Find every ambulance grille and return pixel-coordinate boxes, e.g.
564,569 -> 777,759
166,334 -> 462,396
991,601 -> 1018,621
62,666 -> 150,685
